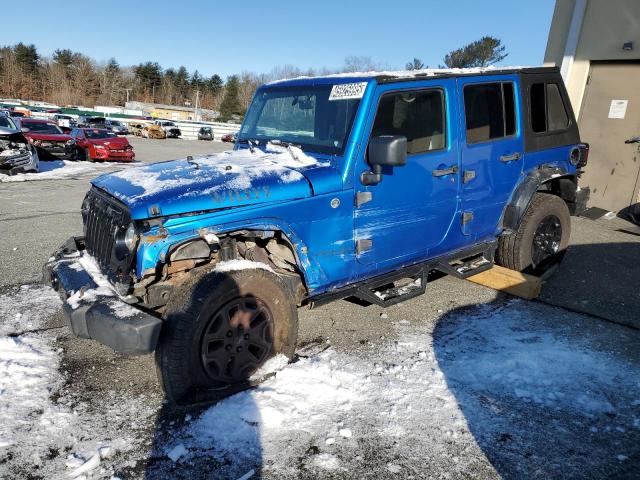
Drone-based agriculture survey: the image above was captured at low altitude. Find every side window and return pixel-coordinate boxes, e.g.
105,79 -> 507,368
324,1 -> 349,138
463,82 -> 516,144
530,82 -> 570,133
547,83 -> 569,131
371,89 -> 446,154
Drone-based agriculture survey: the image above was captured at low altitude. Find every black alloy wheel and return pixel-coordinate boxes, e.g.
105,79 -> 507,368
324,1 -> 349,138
200,296 -> 274,383
531,214 -> 563,267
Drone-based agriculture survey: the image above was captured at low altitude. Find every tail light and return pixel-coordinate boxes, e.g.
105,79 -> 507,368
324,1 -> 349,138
570,143 -> 589,168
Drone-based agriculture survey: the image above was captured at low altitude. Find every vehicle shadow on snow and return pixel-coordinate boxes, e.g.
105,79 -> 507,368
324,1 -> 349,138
139,273 -> 264,480
433,241 -> 640,480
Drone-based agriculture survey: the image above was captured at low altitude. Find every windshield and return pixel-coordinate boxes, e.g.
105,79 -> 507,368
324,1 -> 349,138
85,129 -> 117,139
0,116 -> 16,129
24,122 -> 62,134
238,84 -> 363,155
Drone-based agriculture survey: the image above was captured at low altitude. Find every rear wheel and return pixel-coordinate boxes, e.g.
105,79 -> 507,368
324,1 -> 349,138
155,267 -> 298,405
496,193 -> 571,275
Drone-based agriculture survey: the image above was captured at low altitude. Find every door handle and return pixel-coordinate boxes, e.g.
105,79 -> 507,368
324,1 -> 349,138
432,165 -> 458,177
500,152 -> 521,163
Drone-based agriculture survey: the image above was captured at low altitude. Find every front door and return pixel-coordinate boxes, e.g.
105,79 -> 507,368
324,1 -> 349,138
353,79 -> 460,268
457,76 -> 524,240
578,62 -> 640,213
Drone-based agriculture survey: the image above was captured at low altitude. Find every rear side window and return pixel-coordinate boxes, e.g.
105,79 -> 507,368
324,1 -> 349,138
371,89 -> 446,154
530,82 -> 570,133
464,82 -> 516,144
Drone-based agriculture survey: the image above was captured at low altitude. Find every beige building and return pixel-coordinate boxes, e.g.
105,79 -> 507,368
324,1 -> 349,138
545,0 -> 640,217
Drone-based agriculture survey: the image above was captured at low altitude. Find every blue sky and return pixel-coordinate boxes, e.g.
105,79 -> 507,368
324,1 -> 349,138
2,0 -> 556,78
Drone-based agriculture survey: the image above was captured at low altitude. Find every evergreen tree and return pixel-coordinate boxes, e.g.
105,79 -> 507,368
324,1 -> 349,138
443,36 -> 508,68
405,58 -> 425,70
219,75 -> 243,121
14,43 -> 39,74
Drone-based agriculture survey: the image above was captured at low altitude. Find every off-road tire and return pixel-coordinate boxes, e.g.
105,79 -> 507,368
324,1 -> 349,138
496,193 -> 571,274
155,267 -> 298,405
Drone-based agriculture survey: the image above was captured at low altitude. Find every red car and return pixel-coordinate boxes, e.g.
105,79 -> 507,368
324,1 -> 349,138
16,118 -> 72,159
66,128 -> 135,162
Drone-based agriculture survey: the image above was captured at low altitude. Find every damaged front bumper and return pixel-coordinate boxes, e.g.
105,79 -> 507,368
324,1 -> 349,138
43,236 -> 162,355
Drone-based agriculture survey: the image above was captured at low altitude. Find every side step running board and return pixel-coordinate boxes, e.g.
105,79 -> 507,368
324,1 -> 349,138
435,245 -> 495,279
354,269 -> 427,308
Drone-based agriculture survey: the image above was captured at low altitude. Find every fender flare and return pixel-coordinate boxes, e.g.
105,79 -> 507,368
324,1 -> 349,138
501,165 -> 577,232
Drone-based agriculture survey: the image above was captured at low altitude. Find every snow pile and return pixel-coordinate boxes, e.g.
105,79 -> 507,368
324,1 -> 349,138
0,335 -> 61,448
214,259 -> 274,274
0,159 -> 134,183
0,284 -> 61,336
436,301 -> 636,413
172,350 -> 366,476
64,252 -> 135,315
0,284 -> 157,479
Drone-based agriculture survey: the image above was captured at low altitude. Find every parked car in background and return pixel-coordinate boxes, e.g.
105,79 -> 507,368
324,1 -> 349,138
141,124 -> 166,139
14,118 -> 72,159
65,128 -> 135,162
153,120 -> 181,138
197,126 -> 214,140
53,114 -> 76,129
0,112 -> 17,130
8,110 -> 26,118
78,116 -> 107,129
105,119 -> 129,135
128,123 -> 145,136
221,132 -> 237,142
0,126 -> 39,175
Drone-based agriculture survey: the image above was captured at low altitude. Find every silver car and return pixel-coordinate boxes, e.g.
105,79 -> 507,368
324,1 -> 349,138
105,119 -> 129,135
0,125 -> 39,175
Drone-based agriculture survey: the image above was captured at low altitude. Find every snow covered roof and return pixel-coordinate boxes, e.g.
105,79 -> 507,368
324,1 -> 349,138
267,65 -> 555,86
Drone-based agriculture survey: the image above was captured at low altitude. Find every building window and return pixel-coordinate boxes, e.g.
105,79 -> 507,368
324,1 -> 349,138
463,82 -> 516,144
371,89 -> 446,154
530,82 -> 570,133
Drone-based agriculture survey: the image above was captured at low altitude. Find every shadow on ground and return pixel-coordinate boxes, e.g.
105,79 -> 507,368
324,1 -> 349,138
540,241 -> 640,329
433,296 -> 640,480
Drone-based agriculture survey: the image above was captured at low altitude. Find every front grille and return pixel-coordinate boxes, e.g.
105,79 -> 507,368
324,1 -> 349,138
82,188 -> 133,286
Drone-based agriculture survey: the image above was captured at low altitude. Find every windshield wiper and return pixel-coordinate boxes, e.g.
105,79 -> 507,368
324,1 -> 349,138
269,139 -> 301,162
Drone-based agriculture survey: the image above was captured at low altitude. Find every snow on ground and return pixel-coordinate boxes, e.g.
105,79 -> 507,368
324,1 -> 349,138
0,159 -> 136,183
1,281 -> 639,479
151,300 -> 640,479
0,285 -> 157,479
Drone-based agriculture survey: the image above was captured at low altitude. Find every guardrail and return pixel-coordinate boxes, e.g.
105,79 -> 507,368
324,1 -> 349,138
30,111 -> 240,141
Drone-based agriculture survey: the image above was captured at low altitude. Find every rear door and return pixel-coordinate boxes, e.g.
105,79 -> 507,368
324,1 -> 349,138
457,76 -> 524,240
353,79 -> 461,268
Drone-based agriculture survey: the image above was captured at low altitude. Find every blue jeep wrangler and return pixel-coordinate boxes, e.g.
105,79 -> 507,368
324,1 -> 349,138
45,67 -> 588,403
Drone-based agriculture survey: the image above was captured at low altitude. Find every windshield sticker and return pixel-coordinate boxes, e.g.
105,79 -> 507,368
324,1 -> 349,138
329,82 -> 368,101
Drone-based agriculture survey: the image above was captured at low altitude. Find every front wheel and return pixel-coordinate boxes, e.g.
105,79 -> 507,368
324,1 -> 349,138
496,193 -> 571,275
155,267 -> 298,405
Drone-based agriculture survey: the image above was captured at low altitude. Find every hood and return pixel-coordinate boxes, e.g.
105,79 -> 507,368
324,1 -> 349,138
27,132 -> 71,142
90,137 -> 130,148
91,145 -> 333,220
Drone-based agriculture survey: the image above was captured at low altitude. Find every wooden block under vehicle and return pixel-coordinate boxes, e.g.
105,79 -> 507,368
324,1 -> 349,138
466,265 -> 542,300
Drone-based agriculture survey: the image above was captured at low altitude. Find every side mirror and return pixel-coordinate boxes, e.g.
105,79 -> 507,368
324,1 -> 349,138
362,135 -> 407,185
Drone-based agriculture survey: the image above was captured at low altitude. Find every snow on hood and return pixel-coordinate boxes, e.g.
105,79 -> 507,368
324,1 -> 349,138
92,144 -> 328,219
